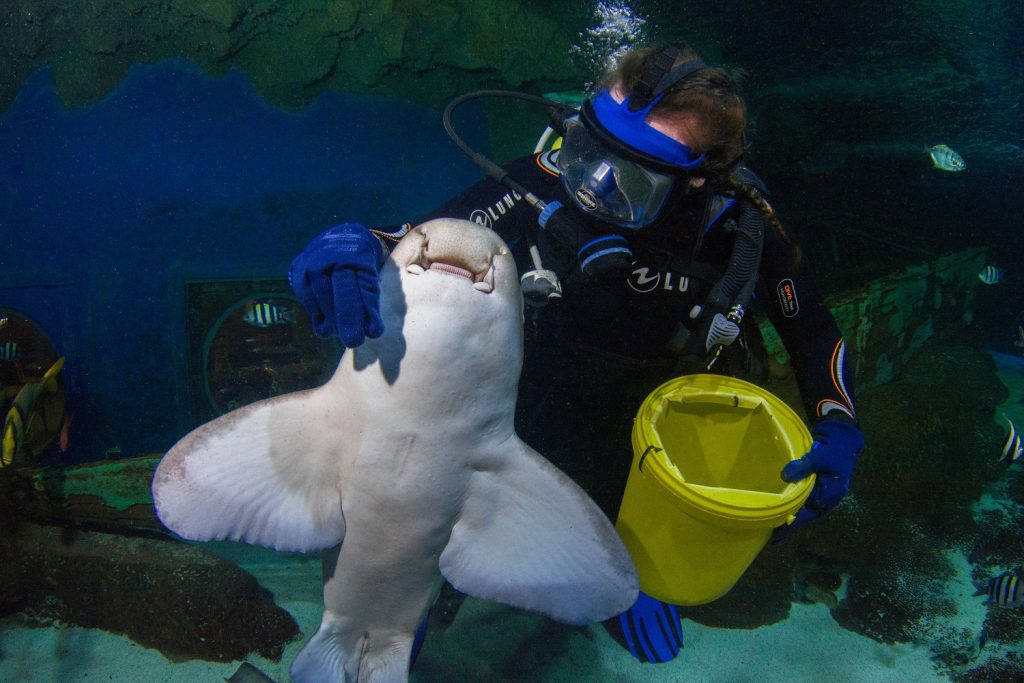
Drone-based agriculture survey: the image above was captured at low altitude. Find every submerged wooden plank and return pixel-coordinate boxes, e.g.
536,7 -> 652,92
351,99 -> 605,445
17,454 -> 164,533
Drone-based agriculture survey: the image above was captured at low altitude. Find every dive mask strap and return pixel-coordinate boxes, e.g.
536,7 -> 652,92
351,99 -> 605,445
653,59 -> 709,96
629,45 -> 709,112
629,46 -> 680,111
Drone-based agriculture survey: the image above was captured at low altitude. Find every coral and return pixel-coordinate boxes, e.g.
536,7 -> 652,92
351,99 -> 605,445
981,607 -> 1024,647
832,557 -> 957,645
969,505 -> 1024,570
0,0 -> 584,110
952,651 -> 1024,683
851,344 -> 1004,544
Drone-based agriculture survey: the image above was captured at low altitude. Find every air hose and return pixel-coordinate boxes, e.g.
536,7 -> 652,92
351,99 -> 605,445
442,90 -> 579,305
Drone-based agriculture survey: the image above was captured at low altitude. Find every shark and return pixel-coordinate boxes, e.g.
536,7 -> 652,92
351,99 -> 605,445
152,218 -> 639,682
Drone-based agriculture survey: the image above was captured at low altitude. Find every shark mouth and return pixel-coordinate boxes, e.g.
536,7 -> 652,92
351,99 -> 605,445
406,260 -> 495,293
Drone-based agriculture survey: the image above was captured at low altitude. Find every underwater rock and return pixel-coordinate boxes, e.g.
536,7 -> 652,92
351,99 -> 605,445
788,345 -> 1003,570
979,604 -> 1024,648
794,568 -> 842,609
969,505 -> 1024,570
952,651 -> 1024,683
0,522 -> 299,662
0,0 -> 582,110
833,569 -> 957,645
847,343 -> 1004,543
777,342 -> 1003,648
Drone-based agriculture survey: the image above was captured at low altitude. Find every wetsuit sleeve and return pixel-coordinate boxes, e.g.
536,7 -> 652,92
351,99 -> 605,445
758,224 -> 857,423
369,154 -> 558,260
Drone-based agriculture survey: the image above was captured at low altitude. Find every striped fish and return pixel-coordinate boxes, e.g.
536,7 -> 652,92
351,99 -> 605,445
999,418 -> 1023,464
980,572 -> 1024,608
978,265 -> 1004,285
242,301 -> 295,328
0,342 -> 18,361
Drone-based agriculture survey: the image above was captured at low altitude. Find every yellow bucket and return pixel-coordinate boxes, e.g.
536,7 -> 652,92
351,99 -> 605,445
615,374 -> 814,606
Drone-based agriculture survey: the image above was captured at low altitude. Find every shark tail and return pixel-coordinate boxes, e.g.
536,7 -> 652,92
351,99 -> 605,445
291,612 -> 413,683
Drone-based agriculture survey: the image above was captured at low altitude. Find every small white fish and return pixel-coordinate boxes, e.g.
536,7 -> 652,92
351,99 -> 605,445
999,417 -> 1023,464
928,144 -> 966,172
978,265 -> 1004,285
1014,325 -> 1024,349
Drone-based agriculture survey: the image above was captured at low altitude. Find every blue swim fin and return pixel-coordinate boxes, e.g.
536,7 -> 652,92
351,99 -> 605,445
410,613 -> 429,665
603,591 -> 683,663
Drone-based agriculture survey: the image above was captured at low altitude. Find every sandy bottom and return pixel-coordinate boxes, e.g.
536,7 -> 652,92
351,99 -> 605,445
0,537 -> 950,683
4,353 -> 1024,682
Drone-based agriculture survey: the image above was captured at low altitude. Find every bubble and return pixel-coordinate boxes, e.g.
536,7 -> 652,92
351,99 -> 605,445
570,1 -> 650,89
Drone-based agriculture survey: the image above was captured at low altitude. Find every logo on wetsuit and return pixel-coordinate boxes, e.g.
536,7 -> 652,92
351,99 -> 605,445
627,263 -> 690,294
777,278 -> 799,317
468,191 -> 523,229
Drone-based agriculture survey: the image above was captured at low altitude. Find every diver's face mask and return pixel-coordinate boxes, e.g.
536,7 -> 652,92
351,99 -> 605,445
556,90 -> 707,229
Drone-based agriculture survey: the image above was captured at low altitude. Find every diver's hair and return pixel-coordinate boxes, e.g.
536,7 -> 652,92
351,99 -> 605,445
601,45 -> 798,260
598,45 -> 747,177
725,176 -> 803,263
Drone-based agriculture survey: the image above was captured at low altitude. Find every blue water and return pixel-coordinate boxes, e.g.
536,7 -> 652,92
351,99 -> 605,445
0,60 -> 488,457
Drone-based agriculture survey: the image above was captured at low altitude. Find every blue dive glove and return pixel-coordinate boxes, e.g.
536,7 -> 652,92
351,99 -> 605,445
774,415 -> 865,541
289,223 -> 384,347
603,590 -> 683,663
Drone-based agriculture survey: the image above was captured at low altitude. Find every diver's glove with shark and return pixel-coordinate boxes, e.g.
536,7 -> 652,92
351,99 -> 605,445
289,222 -> 384,347
603,590 -> 683,663
774,415 -> 865,541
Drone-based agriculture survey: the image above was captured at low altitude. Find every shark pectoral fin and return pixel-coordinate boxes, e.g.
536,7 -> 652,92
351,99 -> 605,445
152,387 -> 346,552
439,438 -> 639,625
290,611 -> 414,683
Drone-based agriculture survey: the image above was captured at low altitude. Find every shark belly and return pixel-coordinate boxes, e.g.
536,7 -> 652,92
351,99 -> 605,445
152,219 -> 639,683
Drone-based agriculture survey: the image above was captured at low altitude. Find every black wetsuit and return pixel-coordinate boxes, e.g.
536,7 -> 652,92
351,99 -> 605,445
374,152 -> 856,516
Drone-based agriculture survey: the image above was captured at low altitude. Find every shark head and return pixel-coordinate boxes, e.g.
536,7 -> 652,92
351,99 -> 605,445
364,218 -> 524,390
388,217 -> 520,304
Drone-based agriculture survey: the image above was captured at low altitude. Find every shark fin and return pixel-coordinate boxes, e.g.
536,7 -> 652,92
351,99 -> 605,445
290,613 -> 348,682
152,386 -> 346,552
291,611 -> 413,683
439,437 -> 638,624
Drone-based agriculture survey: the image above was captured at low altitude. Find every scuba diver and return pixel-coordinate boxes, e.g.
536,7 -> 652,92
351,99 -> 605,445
288,44 -> 865,665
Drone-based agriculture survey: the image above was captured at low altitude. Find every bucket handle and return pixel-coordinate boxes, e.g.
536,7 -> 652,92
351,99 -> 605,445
638,444 -> 663,472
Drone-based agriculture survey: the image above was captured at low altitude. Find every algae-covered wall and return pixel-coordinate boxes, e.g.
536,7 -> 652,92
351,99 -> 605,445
760,247 -> 987,390
0,0 -> 585,111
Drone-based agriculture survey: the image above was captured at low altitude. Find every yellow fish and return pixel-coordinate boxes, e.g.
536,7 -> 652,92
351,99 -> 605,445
2,357 -> 65,467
